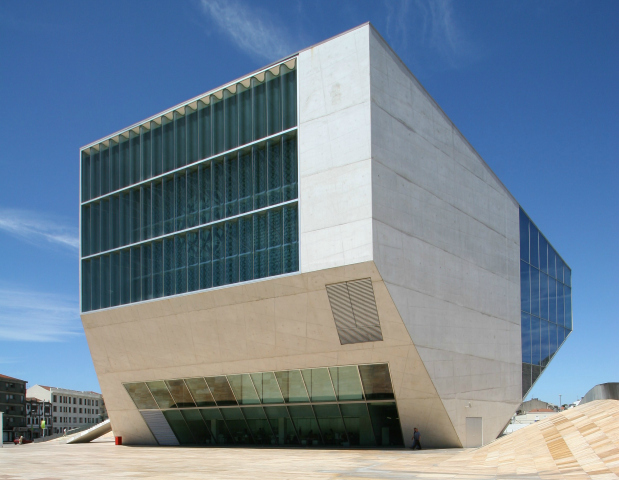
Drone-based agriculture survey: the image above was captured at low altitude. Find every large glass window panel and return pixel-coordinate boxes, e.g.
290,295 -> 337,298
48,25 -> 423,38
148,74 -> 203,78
549,278 -> 557,324
175,234 -> 187,294
198,100 -> 212,160
174,110 -> 186,169
340,403 -> 376,447
110,139 -> 120,192
141,126 -> 151,182
120,192 -> 131,246
268,208 -> 283,276
165,380 -> 195,408
120,249 -> 131,305
267,138 -> 282,205
519,209 -> 529,262
81,151 -> 90,201
212,158 -> 225,221
91,257 -> 100,311
313,404 -> 348,446
199,227 -> 212,289
224,89 -> 238,151
141,185 -> 151,241
186,105 -> 198,164
367,402 -> 404,447
213,96 -> 224,154
82,259 -> 91,312
152,240 -> 163,299
91,201 -> 100,254
152,181 -> 163,238
180,409 -> 213,445
548,247 -> 557,280
162,116 -> 174,173
242,406 -> 273,445
283,205 -> 298,273
254,144 -> 267,209
163,237 -> 175,297
288,405 -> 322,446
131,247 -> 141,303
539,235 -> 548,274
530,316 -> 541,366
540,273 -> 549,320
199,163 -> 211,225
520,261 -> 530,313
301,368 -> 336,403
100,144 -> 110,196
141,243 -> 152,301
187,231 -> 199,292
163,176 -> 174,234
163,410 -> 194,444
200,408 -> 233,444
110,195 -> 120,249
522,364 -> 532,398
252,77 -> 267,140
250,372 -> 284,404
263,406 -> 298,445
128,189 -> 140,245
556,257 -> 565,283
275,370 -> 309,403
564,266 -> 571,288
540,320 -> 550,367
221,407 -> 253,444
358,364 -> 394,401
130,130 -> 141,185
100,254 -> 110,309
530,267 -> 540,317
91,149 -> 100,199
120,134 -> 130,189
532,364 -> 542,386
530,223 -> 539,269
266,71 -> 281,135
282,135 -> 297,201
557,283 -> 565,327
186,168 -> 199,228
565,287 -> 572,330
549,322 -> 558,359
521,313 -> 532,365
329,366 -> 364,401
282,66 -> 297,130
212,223 -> 225,287
124,383 -> 158,410
238,149 -> 253,213
110,251 -> 120,307
151,120 -> 163,177
146,381 -> 176,409
81,205 -> 90,257
228,374 -> 260,405
225,221 -> 239,285
239,216 -> 253,282
205,376 -> 236,406
254,212 -> 268,279
225,154 -> 239,217
184,378 -> 216,407
175,172 -> 186,231
238,83 -> 252,145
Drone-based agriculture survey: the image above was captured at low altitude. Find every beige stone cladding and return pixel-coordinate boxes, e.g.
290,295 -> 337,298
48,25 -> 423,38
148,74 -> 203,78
82,262 -> 460,448
368,25 -> 522,447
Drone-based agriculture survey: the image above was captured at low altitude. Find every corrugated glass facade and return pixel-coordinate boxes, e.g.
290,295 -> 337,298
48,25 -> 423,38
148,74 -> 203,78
81,60 -> 298,313
124,363 -> 404,447
520,207 -> 572,398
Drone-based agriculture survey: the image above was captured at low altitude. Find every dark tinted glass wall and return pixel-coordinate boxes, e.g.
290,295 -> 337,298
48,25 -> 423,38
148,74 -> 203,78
81,60 -> 298,313
520,208 -> 572,398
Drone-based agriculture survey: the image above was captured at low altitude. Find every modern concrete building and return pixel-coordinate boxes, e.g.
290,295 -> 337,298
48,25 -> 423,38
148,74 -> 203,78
79,24 -> 572,448
27,386 -> 103,434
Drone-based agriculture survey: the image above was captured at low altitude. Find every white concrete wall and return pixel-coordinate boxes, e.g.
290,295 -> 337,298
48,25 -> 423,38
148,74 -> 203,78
298,26 -> 373,273
368,26 -> 522,446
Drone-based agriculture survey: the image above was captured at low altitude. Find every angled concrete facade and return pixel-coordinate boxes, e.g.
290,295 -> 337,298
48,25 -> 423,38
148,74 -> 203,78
80,24 -> 570,449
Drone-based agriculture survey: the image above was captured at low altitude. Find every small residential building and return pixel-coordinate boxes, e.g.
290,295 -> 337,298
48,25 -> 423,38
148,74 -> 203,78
0,374 -> 27,442
25,398 -> 53,439
27,385 -> 103,434
518,398 -> 558,414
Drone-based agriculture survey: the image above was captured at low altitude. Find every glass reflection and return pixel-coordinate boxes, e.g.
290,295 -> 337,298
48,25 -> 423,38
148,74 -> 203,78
200,408 -> 232,444
205,376 -> 237,406
251,372 -> 284,404
221,407 -> 253,444
184,377 -> 216,407
165,379 -> 195,408
263,406 -> 298,445
124,383 -> 158,410
275,370 -> 309,403
339,403 -> 376,447
242,406 -> 273,445
146,381 -> 176,409
301,368 -> 336,402
180,409 -> 213,445
329,366 -> 364,401
228,374 -> 260,405
288,405 -> 322,446
163,410 -> 194,444
313,404 -> 347,446
358,364 -> 394,400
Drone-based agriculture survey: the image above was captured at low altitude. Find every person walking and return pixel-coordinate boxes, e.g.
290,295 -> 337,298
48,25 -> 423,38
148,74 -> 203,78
411,427 -> 422,450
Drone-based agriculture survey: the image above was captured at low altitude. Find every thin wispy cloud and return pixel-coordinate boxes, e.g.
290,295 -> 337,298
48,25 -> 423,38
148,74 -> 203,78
199,0 -> 296,62
0,208 -> 78,252
385,0 -> 480,70
0,287 -> 81,342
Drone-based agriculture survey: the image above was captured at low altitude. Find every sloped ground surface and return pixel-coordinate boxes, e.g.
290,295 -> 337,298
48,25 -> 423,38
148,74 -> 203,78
0,400 -> 617,479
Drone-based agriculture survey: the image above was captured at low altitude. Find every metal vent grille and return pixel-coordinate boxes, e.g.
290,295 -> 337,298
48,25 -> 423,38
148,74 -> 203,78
326,278 -> 383,345
141,410 -> 179,446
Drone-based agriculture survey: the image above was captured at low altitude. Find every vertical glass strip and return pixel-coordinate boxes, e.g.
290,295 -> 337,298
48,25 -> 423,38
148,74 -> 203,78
100,144 -> 110,196
120,249 -> 131,305
238,149 -> 253,213
152,240 -> 163,299
121,191 -> 131,246
110,138 -> 120,192
252,76 -> 266,140
141,125 -> 152,182
131,188 -> 141,244
162,116 -> 174,173
91,148 -> 100,199
266,69 -> 282,135
212,96 -> 224,154
141,184 -> 151,241
130,130 -> 141,185
142,243 -> 152,301
164,237 -> 175,297
282,135 -> 297,201
239,216 -> 253,282
175,234 -> 187,294
199,163 -> 212,225
175,172 -> 187,231
131,246 -> 141,303
81,150 -> 91,201
186,168 -> 199,228
81,205 -> 91,257
110,195 -> 120,249
100,254 -> 110,309
111,251 -> 120,307
224,88 -> 238,151
163,176 -> 175,234
283,205 -> 298,273
186,105 -> 199,164
225,220 -> 239,285
253,144 -> 267,209
267,138 -> 282,205
82,259 -> 91,312
91,201 -> 100,255
282,66 -> 297,130
225,153 -> 239,217
212,158 -> 225,221
268,208 -> 283,277
91,256 -> 100,311
254,212 -> 268,279
187,231 -> 199,292
151,120 -> 163,177
174,110 -> 186,169
238,83 -> 252,145
199,227 -> 212,289
212,223 -> 225,287
152,181 -> 163,238
198,99 -> 212,160
120,134 -> 130,189
100,199 -> 109,252
521,313 -> 531,365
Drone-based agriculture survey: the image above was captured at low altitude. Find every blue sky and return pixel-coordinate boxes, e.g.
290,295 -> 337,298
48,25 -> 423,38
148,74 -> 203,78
0,0 -> 616,406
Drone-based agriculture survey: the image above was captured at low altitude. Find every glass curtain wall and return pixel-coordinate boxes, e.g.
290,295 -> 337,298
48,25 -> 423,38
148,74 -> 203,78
81,59 -> 298,313
124,363 -> 404,448
519,207 -> 572,398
